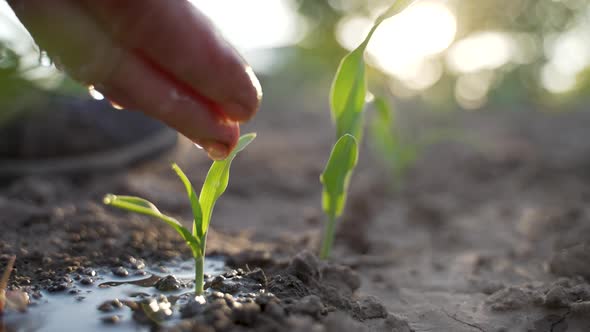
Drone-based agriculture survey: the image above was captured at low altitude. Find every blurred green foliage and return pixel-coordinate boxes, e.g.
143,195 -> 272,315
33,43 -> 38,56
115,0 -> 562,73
0,42 -> 43,125
293,0 -> 590,108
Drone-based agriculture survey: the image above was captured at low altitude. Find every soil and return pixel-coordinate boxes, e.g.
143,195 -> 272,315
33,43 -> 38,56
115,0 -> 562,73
2,99 -> 590,331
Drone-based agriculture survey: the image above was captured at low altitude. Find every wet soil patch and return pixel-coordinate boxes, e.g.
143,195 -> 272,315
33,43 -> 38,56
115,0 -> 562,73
1,252 -> 409,332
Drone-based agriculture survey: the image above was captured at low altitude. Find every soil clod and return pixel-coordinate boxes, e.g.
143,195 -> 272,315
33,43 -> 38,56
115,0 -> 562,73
154,275 -> 183,292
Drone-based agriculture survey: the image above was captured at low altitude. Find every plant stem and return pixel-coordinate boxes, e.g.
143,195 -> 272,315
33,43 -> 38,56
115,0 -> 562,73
194,232 -> 208,295
320,215 -> 336,260
194,256 -> 204,295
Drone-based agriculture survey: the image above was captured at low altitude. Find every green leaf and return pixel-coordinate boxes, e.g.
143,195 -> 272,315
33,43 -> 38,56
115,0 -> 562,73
320,134 -> 359,219
103,194 -> 202,258
329,0 -> 416,141
198,133 -> 256,235
171,163 -> 203,238
377,0 -> 417,24
330,44 -> 367,140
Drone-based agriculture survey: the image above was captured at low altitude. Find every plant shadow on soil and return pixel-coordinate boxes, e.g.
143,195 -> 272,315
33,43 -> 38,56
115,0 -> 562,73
2,106 -> 590,331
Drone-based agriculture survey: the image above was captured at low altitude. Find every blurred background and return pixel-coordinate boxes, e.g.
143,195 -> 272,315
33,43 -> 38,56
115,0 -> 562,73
1,0 -> 590,166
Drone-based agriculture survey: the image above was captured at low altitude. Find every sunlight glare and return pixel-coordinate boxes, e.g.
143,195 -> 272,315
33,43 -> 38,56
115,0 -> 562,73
546,30 -> 590,76
368,1 -> 457,61
541,64 -> 577,94
188,0 -> 306,51
455,72 -> 494,110
447,32 -> 515,73
337,1 -> 456,89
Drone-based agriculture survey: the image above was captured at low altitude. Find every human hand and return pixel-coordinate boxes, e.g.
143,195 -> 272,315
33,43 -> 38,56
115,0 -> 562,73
8,0 -> 262,160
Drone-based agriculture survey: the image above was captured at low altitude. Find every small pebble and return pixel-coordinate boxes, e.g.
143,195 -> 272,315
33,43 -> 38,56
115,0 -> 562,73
101,315 -> 122,324
80,277 -> 94,285
129,257 -> 145,270
98,299 -> 123,312
112,299 -> 123,308
113,267 -> 129,277
48,282 -> 68,292
82,268 -> 97,277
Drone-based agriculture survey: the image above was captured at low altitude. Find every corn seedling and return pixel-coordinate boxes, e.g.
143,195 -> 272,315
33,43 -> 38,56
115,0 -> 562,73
104,133 -> 256,295
320,0 -> 415,259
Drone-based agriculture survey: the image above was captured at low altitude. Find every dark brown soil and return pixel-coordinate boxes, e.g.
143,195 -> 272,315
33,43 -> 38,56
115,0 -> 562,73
2,102 -> 590,331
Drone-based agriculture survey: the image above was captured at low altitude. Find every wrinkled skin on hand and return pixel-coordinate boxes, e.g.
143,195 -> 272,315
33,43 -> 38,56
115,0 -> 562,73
8,0 -> 262,160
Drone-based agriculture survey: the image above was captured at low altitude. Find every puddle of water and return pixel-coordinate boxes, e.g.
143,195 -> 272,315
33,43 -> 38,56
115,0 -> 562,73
0,257 -> 226,332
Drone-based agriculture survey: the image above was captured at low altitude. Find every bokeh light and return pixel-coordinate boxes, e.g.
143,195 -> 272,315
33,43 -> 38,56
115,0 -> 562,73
337,0 -> 456,89
189,0 -> 307,72
189,0 -> 306,51
446,32 -> 515,74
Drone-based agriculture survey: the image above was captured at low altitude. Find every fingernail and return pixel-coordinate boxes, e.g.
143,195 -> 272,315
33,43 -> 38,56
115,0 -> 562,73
205,142 -> 229,161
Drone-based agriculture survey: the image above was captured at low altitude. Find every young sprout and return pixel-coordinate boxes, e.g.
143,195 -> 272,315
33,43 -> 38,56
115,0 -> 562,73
320,0 -> 416,258
104,133 -> 256,295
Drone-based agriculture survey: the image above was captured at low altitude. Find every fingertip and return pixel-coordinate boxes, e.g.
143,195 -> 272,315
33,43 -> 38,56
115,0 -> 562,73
194,120 -> 239,161
221,66 -> 262,122
205,141 -> 229,161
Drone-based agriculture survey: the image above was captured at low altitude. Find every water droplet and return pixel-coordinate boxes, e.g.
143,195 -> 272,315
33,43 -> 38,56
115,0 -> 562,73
109,101 -> 124,110
39,51 -> 52,67
194,143 -> 203,150
87,85 -> 105,101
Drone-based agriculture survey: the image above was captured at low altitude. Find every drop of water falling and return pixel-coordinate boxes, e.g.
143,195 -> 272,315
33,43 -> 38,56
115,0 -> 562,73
87,85 -> 105,101
39,51 -> 52,67
109,101 -> 124,110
